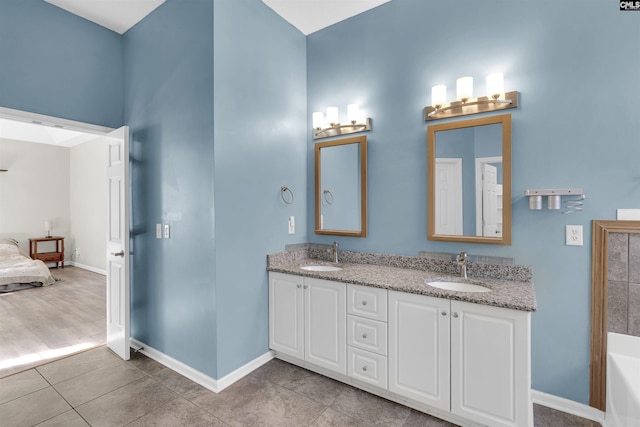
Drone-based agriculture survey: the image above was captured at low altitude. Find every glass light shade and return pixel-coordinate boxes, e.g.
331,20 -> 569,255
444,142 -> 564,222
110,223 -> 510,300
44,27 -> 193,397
456,76 -> 473,102
312,112 -> 324,129
486,73 -> 504,100
431,85 -> 447,108
326,107 -> 339,125
347,104 -> 360,123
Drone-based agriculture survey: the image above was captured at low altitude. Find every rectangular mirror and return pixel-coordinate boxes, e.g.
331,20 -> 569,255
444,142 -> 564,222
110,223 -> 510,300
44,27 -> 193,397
315,135 -> 367,237
428,114 -> 511,245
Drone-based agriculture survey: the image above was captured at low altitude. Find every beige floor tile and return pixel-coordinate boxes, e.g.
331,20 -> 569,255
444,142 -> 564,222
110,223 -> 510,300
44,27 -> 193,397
331,386 -> 411,427
0,387 -> 71,426
0,369 -> 49,405
151,367 -> 201,394
190,374 -> 326,426
310,407 -> 368,426
126,397 -> 228,426
35,409 -> 90,426
37,347 -> 121,385
54,361 -> 146,407
75,376 -> 177,427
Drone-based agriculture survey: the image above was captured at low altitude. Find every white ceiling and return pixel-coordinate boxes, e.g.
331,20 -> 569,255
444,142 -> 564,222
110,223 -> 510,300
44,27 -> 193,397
43,0 -> 391,36
0,118 -> 98,148
44,0 -> 167,34
261,0 -> 392,35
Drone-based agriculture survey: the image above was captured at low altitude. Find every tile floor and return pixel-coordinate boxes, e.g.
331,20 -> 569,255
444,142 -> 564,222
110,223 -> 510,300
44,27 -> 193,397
0,346 -> 601,426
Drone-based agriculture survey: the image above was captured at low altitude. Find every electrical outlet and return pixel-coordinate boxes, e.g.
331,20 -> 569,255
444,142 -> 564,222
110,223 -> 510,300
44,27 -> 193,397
164,224 -> 170,239
288,216 -> 295,234
566,225 -> 583,246
74,248 -> 80,258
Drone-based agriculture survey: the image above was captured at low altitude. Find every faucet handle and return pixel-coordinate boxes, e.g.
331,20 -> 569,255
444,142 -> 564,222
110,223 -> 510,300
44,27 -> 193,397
456,251 -> 467,263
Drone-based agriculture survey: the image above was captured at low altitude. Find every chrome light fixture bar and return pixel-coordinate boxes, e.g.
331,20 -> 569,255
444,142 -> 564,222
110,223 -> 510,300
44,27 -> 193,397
312,104 -> 372,140
425,73 -> 518,121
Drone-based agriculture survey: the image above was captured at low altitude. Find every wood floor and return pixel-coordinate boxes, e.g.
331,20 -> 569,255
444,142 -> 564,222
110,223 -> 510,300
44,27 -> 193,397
0,266 -> 106,378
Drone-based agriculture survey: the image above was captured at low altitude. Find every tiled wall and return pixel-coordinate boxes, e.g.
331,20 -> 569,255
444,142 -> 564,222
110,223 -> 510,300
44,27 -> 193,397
608,233 -> 640,336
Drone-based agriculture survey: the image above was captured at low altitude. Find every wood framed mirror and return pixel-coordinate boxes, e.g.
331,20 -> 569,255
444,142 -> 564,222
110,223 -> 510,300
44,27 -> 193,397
590,220 -> 640,410
428,114 -> 512,245
314,135 -> 367,237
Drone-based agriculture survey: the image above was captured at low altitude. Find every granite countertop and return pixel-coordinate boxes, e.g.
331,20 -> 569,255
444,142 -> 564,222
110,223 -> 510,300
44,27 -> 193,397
268,256 -> 536,312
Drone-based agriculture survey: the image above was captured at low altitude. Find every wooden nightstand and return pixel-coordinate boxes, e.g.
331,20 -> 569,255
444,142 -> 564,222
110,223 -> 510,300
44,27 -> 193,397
29,236 -> 65,268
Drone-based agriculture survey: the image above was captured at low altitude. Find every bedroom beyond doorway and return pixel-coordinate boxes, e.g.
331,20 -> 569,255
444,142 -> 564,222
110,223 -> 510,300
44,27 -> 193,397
0,266 -> 106,378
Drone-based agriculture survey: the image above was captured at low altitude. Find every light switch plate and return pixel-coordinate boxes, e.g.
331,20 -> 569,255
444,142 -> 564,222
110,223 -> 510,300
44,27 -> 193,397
566,225 -> 583,246
288,216 -> 295,234
164,224 -> 170,239
156,224 -> 162,239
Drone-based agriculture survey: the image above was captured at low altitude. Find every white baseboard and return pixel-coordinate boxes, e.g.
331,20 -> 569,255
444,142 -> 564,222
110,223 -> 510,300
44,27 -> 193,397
68,261 -> 106,276
531,389 -> 605,424
130,338 -> 274,393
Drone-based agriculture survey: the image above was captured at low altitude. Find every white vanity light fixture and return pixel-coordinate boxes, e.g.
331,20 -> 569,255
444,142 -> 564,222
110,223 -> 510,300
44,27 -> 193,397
312,104 -> 372,140
524,188 -> 585,214
425,72 -> 518,121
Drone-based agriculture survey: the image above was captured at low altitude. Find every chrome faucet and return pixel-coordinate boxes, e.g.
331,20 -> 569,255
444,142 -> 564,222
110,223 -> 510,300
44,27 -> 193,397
456,250 -> 468,279
328,241 -> 339,263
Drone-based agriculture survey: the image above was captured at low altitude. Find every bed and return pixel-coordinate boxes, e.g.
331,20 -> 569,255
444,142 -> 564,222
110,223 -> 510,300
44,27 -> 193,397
0,238 -> 55,292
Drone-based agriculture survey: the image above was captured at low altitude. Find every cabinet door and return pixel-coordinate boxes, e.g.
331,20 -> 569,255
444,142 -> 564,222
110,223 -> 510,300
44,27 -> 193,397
450,300 -> 532,427
305,278 -> 347,375
269,273 -> 304,359
388,291 -> 450,411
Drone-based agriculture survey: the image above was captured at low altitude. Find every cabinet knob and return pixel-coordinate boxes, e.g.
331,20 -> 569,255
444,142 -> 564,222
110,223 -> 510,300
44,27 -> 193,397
297,284 -> 302,288
362,333 -> 368,339
361,300 -> 367,306
452,312 -> 459,318
441,311 -> 447,316
303,285 -> 308,289
362,366 -> 368,372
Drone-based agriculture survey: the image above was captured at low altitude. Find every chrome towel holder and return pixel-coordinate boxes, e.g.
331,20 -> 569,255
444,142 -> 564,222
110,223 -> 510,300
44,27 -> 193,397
280,186 -> 294,204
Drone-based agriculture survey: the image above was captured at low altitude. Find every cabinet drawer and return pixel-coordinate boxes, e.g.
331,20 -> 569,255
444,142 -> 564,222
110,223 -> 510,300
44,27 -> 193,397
348,284 -> 387,321
348,347 -> 387,389
347,315 -> 387,355
35,252 -> 62,262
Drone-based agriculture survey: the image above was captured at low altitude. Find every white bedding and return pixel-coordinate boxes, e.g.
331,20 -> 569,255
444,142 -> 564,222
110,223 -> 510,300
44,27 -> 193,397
0,239 -> 55,288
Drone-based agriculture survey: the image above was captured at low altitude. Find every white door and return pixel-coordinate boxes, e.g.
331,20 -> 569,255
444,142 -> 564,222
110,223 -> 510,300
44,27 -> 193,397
388,291 -> 451,411
450,300 -> 532,427
305,278 -> 347,375
435,158 -> 463,235
105,126 -> 130,360
482,163 -> 499,237
269,273 -> 304,359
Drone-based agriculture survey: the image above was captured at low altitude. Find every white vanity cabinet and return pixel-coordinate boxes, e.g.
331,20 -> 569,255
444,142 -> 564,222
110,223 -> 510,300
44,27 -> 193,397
347,284 -> 388,388
388,290 -> 532,427
269,272 -> 346,375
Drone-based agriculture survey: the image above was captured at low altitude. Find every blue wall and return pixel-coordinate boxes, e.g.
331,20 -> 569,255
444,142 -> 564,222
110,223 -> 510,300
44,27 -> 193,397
307,0 -> 640,404
124,0 -> 217,377
0,0 -> 123,128
213,0 -> 307,377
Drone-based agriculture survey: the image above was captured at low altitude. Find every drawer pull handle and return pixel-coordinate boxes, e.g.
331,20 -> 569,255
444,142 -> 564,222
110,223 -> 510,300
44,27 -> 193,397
441,311 -> 447,316
362,333 -> 368,339
303,285 -> 308,289
452,312 -> 459,318
361,301 -> 367,306
297,284 -> 302,288
362,366 -> 368,372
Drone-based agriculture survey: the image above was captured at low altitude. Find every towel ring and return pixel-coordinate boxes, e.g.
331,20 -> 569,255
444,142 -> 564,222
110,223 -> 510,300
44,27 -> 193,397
323,189 -> 334,205
281,186 -> 294,204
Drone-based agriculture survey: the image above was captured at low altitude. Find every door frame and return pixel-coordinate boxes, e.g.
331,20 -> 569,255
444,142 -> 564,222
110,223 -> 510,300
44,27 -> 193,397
0,107 -> 131,356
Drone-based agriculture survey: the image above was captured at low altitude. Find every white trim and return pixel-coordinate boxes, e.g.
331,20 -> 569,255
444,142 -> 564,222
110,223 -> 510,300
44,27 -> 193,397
531,389 -> 605,424
0,107 -> 114,135
68,261 -> 106,276
130,338 -> 274,393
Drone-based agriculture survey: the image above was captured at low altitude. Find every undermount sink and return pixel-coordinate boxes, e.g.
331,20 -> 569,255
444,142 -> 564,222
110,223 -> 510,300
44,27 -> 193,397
300,265 -> 343,272
426,280 -> 491,293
